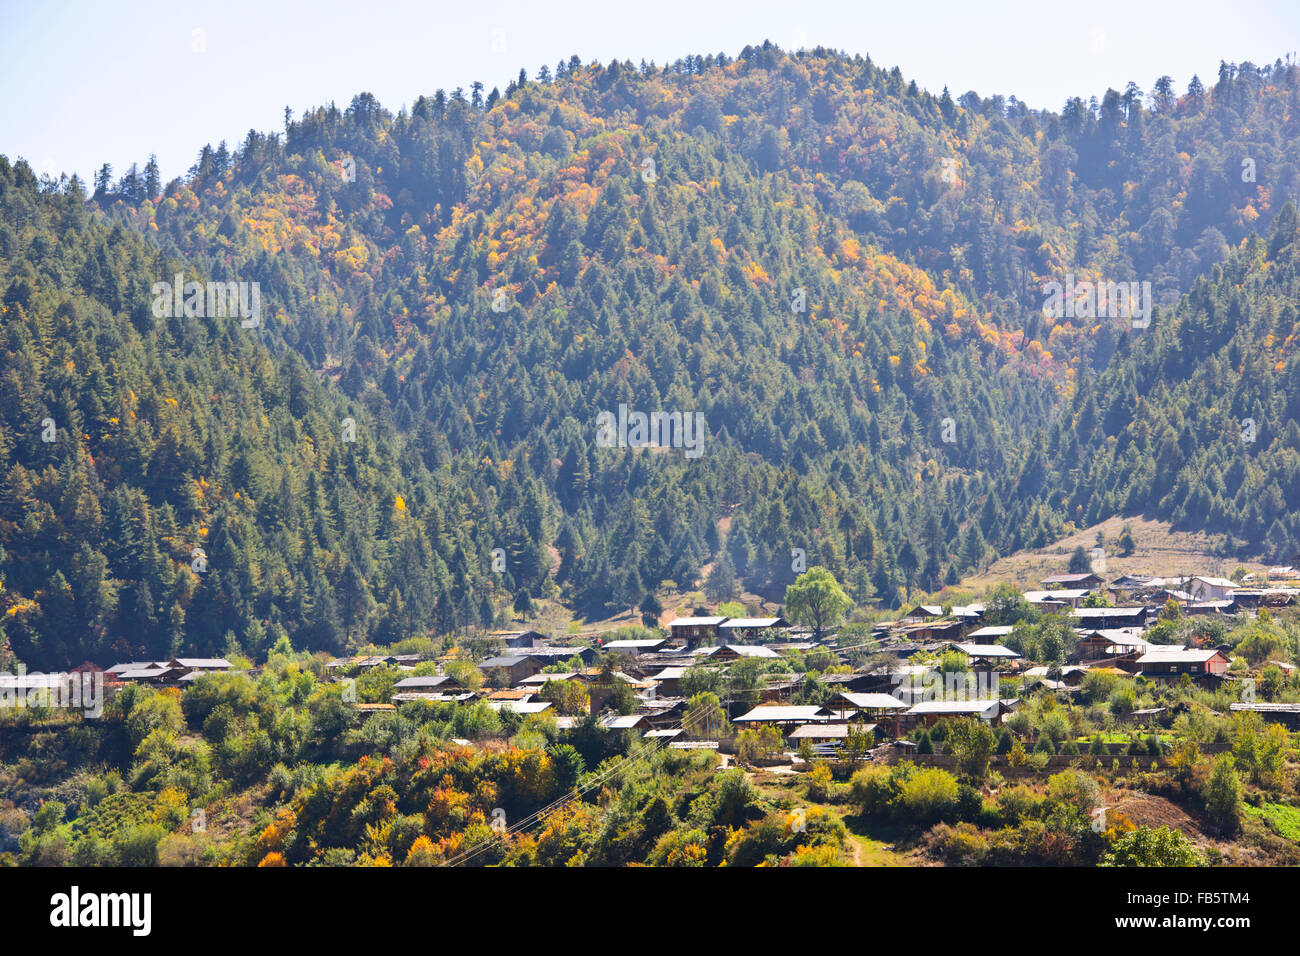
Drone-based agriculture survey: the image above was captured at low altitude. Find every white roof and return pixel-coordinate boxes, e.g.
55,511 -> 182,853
1138,648 -> 1224,663
668,617 -> 727,626
1192,576 -> 1238,589
650,667 -> 690,679
1079,628 -> 1150,645
837,692 -> 908,710
695,645 -> 779,659
1072,607 -> 1148,617
906,699 -> 1003,716
603,639 -> 665,650
1023,665 -> 1087,677
967,625 -> 1015,638
1024,591 -> 1073,603
954,643 -> 1021,658
485,700 -> 553,713
736,705 -> 831,722
916,604 -> 984,617
789,723 -> 852,739
173,658 -> 232,669
601,714 -> 647,729
719,618 -> 785,628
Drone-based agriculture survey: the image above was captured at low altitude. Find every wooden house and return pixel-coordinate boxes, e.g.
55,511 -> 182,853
668,616 -> 728,647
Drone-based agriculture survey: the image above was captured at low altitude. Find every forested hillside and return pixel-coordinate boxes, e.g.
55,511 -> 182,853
5,43 -> 1300,665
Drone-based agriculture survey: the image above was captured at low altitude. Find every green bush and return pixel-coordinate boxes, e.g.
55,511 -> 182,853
1101,826 -> 1207,867
899,768 -> 960,824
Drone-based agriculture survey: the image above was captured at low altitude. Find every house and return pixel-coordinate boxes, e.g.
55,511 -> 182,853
110,662 -> 183,684
1111,573 -> 1156,591
832,692 -> 907,734
601,638 -> 666,656
519,671 -> 578,687
601,713 -> 652,731
495,629 -> 549,649
694,644 -> 780,662
1072,629 -> 1153,662
1136,648 -> 1230,678
1071,606 -> 1149,629
718,617 -> 791,641
667,616 -> 728,646
392,691 -> 475,704
903,699 -> 1011,726
171,658 -> 233,675
734,704 -> 837,733
899,604 -> 984,624
966,625 -> 1015,641
1231,588 -> 1299,610
522,645 -> 597,666
1022,665 -> 1088,688
484,699 -> 553,715
1185,576 -> 1240,602
479,656 -> 543,685
1041,572 -> 1103,589
325,654 -> 403,674
882,618 -> 967,642
1030,588 -> 1092,609
948,643 -> 1022,665
850,663 -> 931,696
647,666 -> 690,696
1228,702 -> 1300,729
393,674 -> 465,695
1023,591 -> 1074,612
834,692 -> 908,715
1186,599 -> 1237,616
788,723 -> 856,744
639,699 -> 688,729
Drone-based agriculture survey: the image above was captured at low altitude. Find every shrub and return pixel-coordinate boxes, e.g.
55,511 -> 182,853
996,785 -> 1039,825
899,768 -> 960,824
955,783 -> 983,822
807,762 -> 833,801
1046,770 -> 1100,816
848,765 -> 901,818
925,821 -> 987,865
1202,755 -> 1242,836
1101,826 -> 1207,867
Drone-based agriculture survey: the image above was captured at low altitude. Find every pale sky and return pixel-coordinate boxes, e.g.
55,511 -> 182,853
2,0 -> 1297,186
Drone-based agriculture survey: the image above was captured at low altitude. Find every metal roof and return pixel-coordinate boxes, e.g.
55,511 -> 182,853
953,643 -> 1021,658
906,699 -> 1003,715
837,692 -> 908,710
736,704 -> 832,722
789,723 -> 853,739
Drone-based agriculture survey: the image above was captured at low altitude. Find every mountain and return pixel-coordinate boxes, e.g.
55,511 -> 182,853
5,43 -> 1300,666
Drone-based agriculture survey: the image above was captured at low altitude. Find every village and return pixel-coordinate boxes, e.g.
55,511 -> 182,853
56,566 -> 1300,772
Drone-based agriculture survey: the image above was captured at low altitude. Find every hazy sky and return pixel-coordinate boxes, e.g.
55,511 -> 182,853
3,0 -> 1298,186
